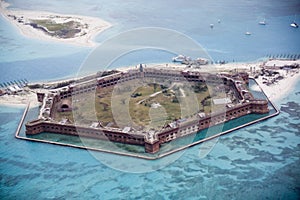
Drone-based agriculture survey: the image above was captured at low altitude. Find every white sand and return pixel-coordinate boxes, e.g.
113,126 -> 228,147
256,70 -> 300,103
0,0 -> 112,47
213,61 -> 300,103
1,57 -> 299,107
0,90 -> 40,107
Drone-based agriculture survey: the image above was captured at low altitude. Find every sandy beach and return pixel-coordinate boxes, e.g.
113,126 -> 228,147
0,90 -> 40,107
211,60 -> 300,103
0,59 -> 299,107
168,60 -> 299,103
0,0 -> 112,47
256,69 -> 300,103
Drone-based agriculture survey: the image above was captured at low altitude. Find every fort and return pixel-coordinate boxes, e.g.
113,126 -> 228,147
25,64 -> 269,154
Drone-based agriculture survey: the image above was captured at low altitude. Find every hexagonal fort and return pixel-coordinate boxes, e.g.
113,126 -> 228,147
26,65 -> 269,154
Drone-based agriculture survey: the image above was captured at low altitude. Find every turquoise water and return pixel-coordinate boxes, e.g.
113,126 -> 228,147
0,0 -> 300,199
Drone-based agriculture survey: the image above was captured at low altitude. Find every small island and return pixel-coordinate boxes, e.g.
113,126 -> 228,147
0,0 -> 111,46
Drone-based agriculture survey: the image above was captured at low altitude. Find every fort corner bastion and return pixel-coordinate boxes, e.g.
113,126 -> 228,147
25,65 -> 269,154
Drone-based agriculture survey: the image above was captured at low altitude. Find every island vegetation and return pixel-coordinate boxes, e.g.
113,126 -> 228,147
28,19 -> 85,39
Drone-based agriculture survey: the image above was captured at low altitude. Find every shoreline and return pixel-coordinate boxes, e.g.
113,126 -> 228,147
0,90 -> 40,108
256,70 -> 300,103
204,60 -> 300,103
0,0 -> 112,47
1,59 -> 299,107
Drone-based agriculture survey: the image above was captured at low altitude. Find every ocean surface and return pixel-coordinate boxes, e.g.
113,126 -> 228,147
0,0 -> 300,199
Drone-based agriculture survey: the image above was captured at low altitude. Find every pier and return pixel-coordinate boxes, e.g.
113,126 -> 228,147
0,79 -> 29,95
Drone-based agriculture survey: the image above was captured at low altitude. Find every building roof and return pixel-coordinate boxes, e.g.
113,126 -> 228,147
213,98 -> 232,105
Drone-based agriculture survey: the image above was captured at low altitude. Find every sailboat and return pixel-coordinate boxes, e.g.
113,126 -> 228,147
259,19 -> 266,25
245,25 -> 252,35
290,21 -> 298,28
245,28 -> 251,35
290,15 -> 299,28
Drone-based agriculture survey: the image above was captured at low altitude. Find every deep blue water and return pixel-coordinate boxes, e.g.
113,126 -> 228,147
0,0 -> 300,199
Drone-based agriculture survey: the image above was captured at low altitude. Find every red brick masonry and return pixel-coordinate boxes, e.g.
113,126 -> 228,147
26,68 -> 269,153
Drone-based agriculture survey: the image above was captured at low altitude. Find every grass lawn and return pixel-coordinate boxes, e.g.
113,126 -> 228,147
53,81 -> 232,130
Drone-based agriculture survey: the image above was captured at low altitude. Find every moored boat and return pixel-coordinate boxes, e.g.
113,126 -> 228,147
259,19 -> 266,25
290,21 -> 299,28
172,55 -> 191,63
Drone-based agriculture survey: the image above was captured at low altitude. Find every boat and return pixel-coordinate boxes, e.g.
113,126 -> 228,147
172,55 -> 190,63
259,19 -> 266,25
245,31 -> 251,35
290,21 -> 298,28
195,58 -> 209,65
290,15 -> 299,28
210,23 -> 214,28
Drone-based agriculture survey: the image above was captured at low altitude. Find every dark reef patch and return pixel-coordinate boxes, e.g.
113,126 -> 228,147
280,101 -> 300,119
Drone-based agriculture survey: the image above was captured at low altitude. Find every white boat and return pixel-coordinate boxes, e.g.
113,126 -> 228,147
290,21 -> 299,28
195,58 -> 209,65
259,19 -> 266,25
245,31 -> 251,35
172,55 -> 190,63
210,23 -> 214,28
290,15 -> 299,28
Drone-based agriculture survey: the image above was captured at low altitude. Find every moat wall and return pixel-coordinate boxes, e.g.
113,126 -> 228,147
26,100 -> 268,153
26,68 -> 269,154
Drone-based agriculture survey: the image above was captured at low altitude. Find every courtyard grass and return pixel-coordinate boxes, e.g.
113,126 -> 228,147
53,81 -> 230,130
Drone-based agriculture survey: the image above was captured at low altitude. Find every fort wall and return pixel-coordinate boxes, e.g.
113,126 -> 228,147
26,120 -> 145,146
26,67 -> 269,154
